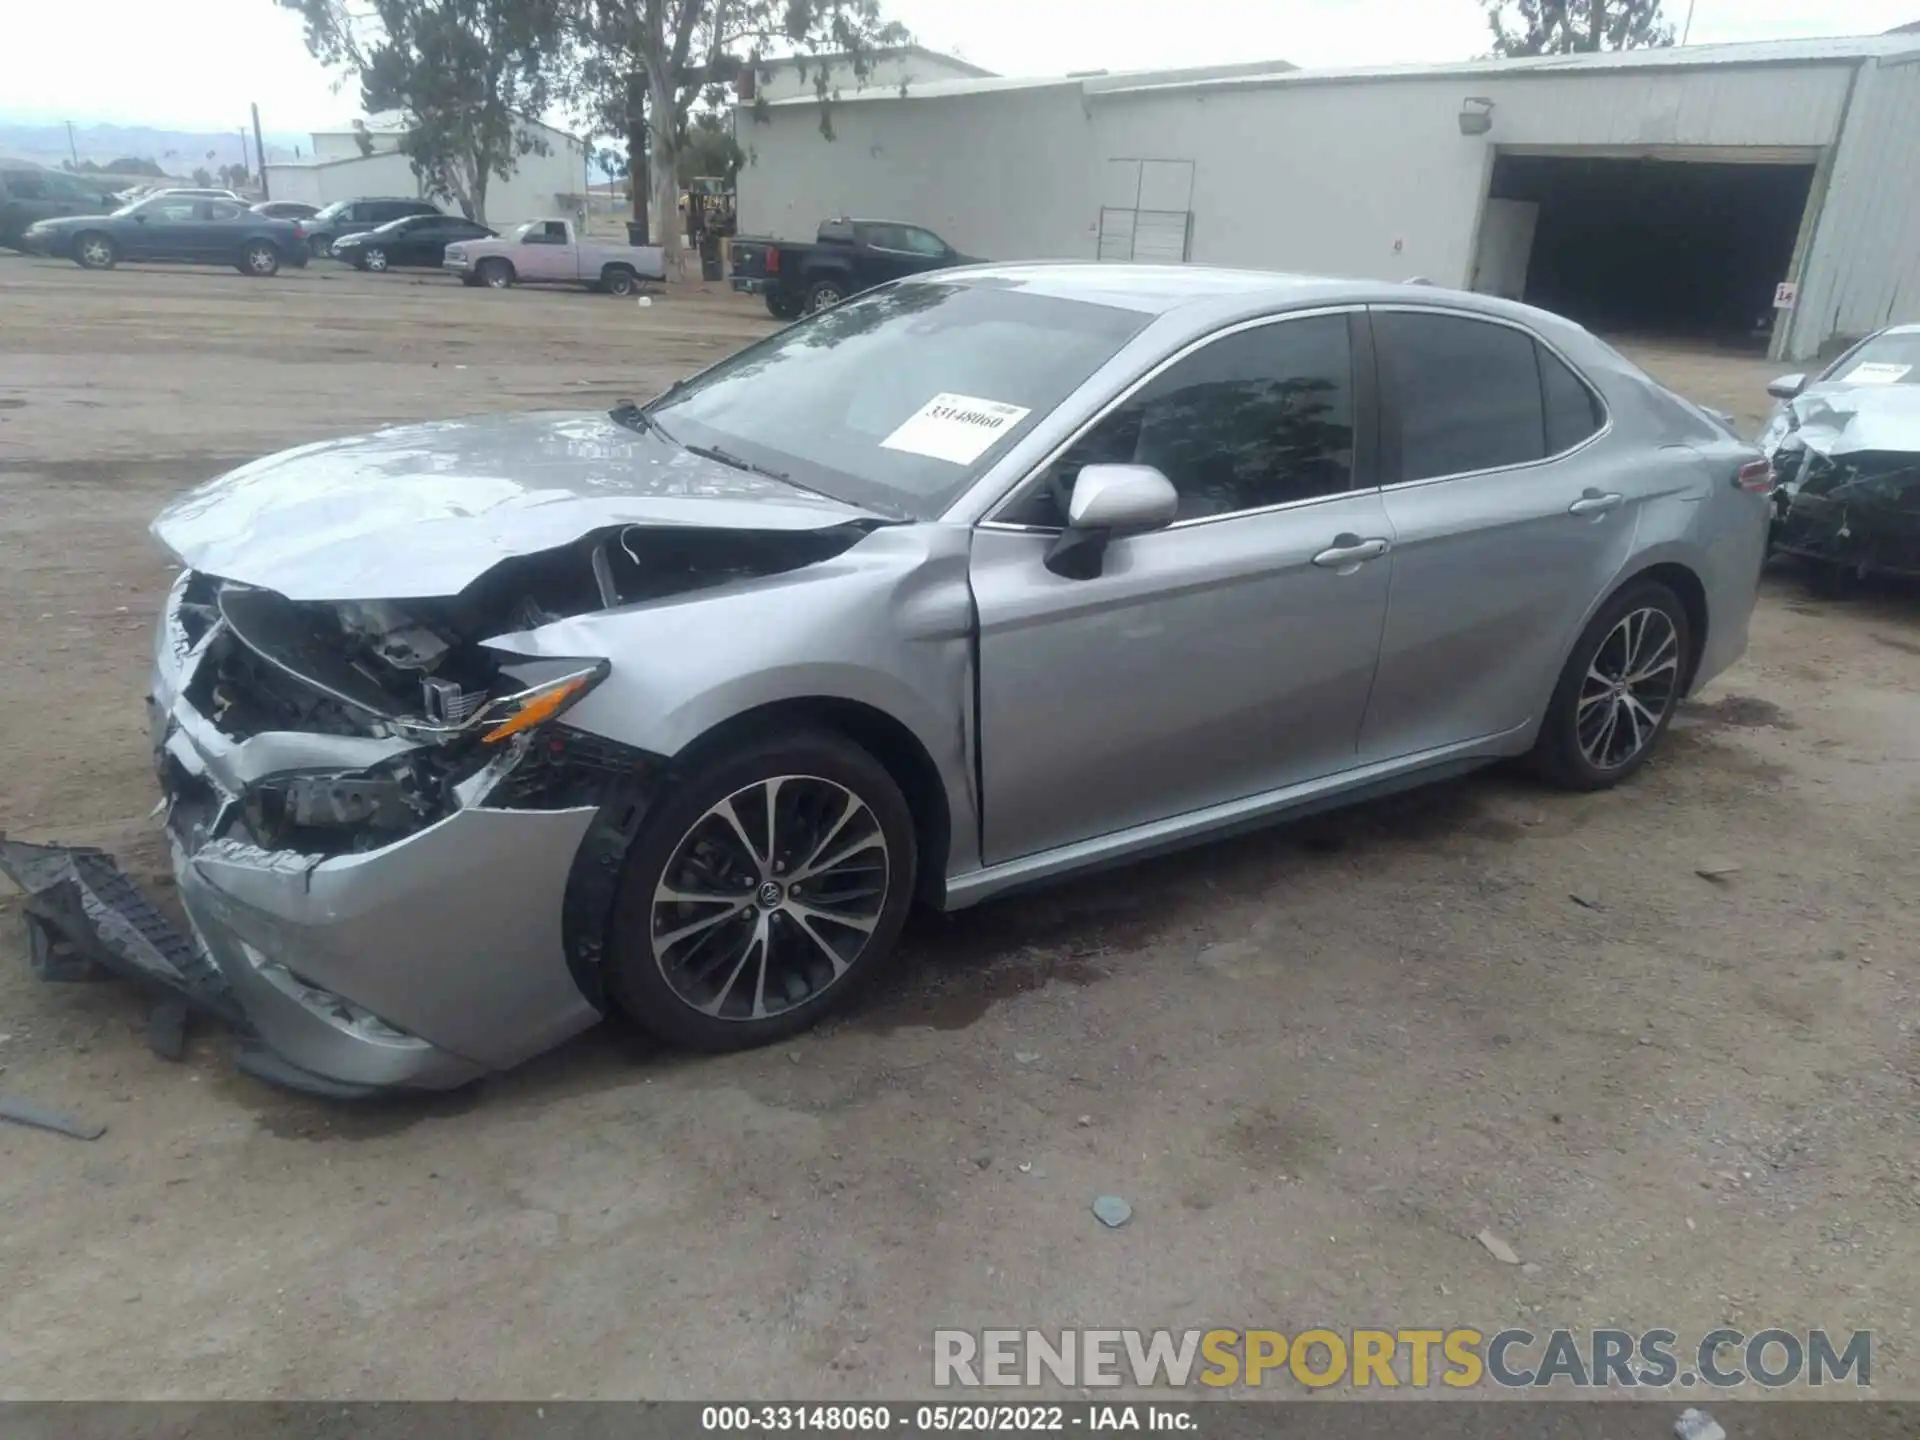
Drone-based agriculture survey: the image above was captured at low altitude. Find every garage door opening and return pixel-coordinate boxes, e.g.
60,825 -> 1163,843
1478,153 -> 1815,349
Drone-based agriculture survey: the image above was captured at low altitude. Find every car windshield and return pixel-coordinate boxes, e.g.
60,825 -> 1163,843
645,282 -> 1152,519
1825,330 -> 1920,387
313,201 -> 350,221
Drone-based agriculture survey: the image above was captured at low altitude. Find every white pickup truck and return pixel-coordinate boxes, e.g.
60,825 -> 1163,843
443,218 -> 667,296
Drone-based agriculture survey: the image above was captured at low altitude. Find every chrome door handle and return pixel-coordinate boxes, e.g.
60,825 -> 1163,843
1568,490 -> 1624,516
1312,535 -> 1391,569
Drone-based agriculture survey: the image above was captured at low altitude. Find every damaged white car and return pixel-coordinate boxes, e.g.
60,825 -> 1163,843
6,267 -> 1769,1095
1762,323 -> 1920,586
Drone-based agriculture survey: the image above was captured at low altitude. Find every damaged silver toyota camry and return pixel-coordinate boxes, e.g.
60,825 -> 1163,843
101,267 -> 1771,1093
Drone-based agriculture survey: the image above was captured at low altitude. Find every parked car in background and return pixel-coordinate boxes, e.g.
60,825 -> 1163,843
442,218 -> 664,295
253,200 -> 320,222
20,191 -> 308,275
1760,323 -> 1920,587
133,267 -> 1768,1092
331,213 -> 496,271
0,165 -> 120,248
305,197 -> 442,257
729,218 -> 976,319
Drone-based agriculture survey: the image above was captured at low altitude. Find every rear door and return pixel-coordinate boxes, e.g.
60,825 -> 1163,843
196,199 -> 249,261
1357,306 -> 1637,760
970,308 -> 1395,862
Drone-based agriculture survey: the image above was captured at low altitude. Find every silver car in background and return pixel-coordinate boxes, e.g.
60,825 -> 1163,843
141,266 -> 1771,1093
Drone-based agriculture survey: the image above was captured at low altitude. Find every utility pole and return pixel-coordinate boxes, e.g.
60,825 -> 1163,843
1682,0 -> 1699,45
64,120 -> 79,167
251,103 -> 270,198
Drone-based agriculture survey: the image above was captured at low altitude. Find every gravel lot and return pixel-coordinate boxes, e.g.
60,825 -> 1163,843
1,256 -> 1917,1401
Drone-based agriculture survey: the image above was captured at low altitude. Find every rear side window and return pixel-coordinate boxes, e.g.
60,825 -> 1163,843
4,171 -> 47,200
1539,345 -> 1605,452
1380,312 -> 1544,481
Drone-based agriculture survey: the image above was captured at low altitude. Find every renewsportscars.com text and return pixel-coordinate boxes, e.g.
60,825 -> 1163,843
933,1327 -> 1872,1391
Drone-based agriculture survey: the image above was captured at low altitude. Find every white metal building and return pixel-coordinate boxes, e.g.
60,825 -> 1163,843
264,113 -> 591,228
735,36 -> 1920,360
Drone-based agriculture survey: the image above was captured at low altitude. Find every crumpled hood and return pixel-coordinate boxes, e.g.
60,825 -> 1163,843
1764,384 -> 1920,459
152,411 -> 875,601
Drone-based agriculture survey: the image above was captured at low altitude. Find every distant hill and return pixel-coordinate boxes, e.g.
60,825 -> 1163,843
0,120 -> 311,172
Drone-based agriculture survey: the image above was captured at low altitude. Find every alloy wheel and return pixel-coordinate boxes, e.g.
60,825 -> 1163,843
365,249 -> 387,271
809,287 -> 842,312
246,244 -> 277,275
649,775 -> 889,1021
81,238 -> 112,267
1576,606 -> 1680,770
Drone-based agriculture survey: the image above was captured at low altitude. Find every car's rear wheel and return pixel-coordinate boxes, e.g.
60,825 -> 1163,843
74,232 -> 117,270
478,257 -> 514,289
363,247 -> 388,272
605,730 -> 916,1051
240,240 -> 280,277
1532,578 -> 1692,791
602,265 -> 639,296
805,279 -> 844,313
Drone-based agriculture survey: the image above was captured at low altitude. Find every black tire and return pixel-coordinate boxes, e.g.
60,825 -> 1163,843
602,265 -> 638,296
804,278 -> 845,313
765,291 -> 802,321
74,231 -> 117,270
478,257 -> 514,289
605,729 -> 917,1051
239,240 -> 280,277
1532,578 -> 1692,791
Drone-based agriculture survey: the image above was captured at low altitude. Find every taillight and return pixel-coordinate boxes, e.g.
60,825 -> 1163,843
1735,459 -> 1774,492
291,222 -> 305,238
765,245 -> 780,274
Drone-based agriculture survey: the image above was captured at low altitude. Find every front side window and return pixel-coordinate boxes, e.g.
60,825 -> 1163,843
898,227 -> 951,257
648,280 -> 1151,520
1003,313 -> 1357,526
1379,311 -> 1547,482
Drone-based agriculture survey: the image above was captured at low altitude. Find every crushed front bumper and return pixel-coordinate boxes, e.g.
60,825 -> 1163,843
143,572 -> 606,1092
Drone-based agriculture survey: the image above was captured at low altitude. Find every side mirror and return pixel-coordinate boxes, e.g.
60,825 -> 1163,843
1767,373 -> 1807,401
1044,464 -> 1179,580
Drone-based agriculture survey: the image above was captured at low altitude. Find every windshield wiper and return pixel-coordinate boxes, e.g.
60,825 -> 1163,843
680,440 -> 792,484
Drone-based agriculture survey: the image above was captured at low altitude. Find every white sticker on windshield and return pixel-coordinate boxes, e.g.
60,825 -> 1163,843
880,393 -> 1032,465
1842,361 -> 1913,385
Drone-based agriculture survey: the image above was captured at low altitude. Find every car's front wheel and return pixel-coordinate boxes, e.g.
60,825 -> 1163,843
606,730 -> 916,1051
478,257 -> 514,289
74,232 -> 117,270
1532,578 -> 1692,790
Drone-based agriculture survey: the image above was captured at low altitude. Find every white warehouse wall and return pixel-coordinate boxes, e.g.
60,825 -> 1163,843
737,82 -> 1100,258
1789,55 -> 1920,357
265,134 -> 589,229
738,58 -> 1857,289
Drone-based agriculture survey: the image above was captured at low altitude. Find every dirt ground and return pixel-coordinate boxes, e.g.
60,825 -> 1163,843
1,257 -> 1917,1402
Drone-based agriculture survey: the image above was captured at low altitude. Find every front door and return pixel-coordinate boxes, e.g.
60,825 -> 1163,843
124,195 -> 201,260
970,309 -> 1395,863
1357,306 -> 1645,759
518,220 -> 576,281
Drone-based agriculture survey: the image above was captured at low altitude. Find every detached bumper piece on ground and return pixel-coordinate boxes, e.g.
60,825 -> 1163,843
0,834 -> 385,1098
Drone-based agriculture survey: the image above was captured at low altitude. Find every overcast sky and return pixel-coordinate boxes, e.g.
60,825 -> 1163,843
5,0 -> 1917,133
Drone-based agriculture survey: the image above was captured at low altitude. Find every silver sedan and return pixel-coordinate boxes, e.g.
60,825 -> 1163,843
143,266 -> 1771,1092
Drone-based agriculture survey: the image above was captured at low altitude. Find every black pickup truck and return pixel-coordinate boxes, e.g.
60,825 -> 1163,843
729,218 -> 976,319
